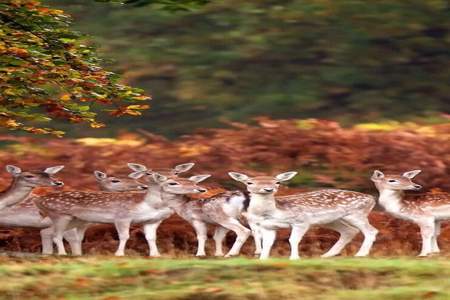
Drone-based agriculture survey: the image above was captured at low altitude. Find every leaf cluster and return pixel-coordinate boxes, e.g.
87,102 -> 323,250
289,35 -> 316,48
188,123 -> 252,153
0,0 -> 150,136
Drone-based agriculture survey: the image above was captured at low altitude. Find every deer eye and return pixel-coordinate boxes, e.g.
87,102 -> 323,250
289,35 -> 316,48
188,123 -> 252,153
168,182 -> 179,186
275,181 -> 281,184
247,182 -> 254,185
145,172 -> 152,175
388,179 -> 398,183
24,175 -> 34,179
111,179 -> 120,183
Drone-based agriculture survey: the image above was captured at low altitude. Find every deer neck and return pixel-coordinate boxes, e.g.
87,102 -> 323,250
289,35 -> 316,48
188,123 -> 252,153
248,193 -> 277,216
0,178 -> 34,210
159,191 -> 186,213
377,188 -> 404,214
143,184 -> 165,208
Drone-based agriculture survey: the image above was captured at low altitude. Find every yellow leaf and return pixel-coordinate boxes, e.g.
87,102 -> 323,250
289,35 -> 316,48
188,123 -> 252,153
126,104 -> 150,110
134,95 -> 152,101
90,122 -> 106,128
124,110 -> 142,116
60,94 -> 71,101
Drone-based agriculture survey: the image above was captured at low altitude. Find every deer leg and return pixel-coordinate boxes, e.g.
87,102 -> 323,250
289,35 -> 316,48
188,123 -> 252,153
40,227 -> 54,255
192,220 -> 208,256
219,219 -> 250,257
50,215 -> 73,255
248,222 -> 262,256
431,220 -> 441,253
114,219 -> 131,256
417,218 -> 435,257
289,223 -> 310,260
213,226 -> 229,256
342,214 -> 378,257
62,229 -> 81,255
63,221 -> 90,256
143,221 -> 162,257
260,228 -> 277,260
321,220 -> 359,257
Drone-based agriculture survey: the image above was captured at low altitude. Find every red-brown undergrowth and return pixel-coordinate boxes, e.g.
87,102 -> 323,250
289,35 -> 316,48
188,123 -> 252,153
0,119 -> 448,256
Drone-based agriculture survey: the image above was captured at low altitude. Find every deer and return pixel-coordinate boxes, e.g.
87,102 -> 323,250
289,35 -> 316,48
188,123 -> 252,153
0,165 -> 64,210
0,169 -> 146,255
60,170 -> 149,255
94,170 -> 148,192
371,170 -> 450,256
229,171 -> 378,259
128,163 -> 252,257
150,172 -> 251,257
33,163 -> 196,257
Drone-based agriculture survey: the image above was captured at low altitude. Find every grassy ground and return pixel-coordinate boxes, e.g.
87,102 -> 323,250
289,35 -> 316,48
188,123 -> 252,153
0,256 -> 449,300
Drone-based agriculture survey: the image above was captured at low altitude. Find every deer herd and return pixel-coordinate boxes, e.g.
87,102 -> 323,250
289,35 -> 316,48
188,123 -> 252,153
0,163 -> 448,259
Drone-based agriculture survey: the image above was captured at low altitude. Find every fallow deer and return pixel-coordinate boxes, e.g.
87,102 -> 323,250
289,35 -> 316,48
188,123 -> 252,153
371,170 -> 450,256
0,165 -> 64,210
59,170 -> 149,255
94,170 -> 148,192
0,169 -> 145,255
0,164 -> 64,254
229,172 -> 378,259
151,172 -> 251,257
33,163 -> 196,256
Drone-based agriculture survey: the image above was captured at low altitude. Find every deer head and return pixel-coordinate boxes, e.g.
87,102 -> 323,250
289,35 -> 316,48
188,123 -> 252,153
94,170 -> 148,192
371,170 -> 422,191
127,162 -> 195,183
152,172 -> 210,194
228,171 -> 297,194
6,165 -> 64,187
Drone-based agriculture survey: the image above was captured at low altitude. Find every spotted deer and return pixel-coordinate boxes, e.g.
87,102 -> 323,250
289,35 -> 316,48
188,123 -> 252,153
0,169 -> 145,255
33,163 -> 195,256
371,170 -> 450,256
59,170 -> 149,255
151,172 -> 251,257
0,165 -> 64,210
229,172 -> 378,259
94,170 -> 148,192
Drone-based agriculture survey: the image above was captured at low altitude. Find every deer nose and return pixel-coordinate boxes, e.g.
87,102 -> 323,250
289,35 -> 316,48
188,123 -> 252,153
263,188 -> 274,193
52,181 -> 64,186
413,184 -> 422,190
197,188 -> 207,193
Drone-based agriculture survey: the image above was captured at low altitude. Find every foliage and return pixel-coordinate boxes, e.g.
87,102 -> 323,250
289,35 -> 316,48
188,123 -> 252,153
0,0 -> 150,136
0,257 -> 449,299
0,119 -> 448,255
44,0 -> 450,137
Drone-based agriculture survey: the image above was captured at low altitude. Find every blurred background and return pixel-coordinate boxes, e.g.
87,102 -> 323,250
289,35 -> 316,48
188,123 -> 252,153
45,0 -> 449,137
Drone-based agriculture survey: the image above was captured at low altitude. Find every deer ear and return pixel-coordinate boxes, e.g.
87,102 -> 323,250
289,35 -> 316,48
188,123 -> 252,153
6,165 -> 21,176
128,171 -> 145,179
127,163 -> 147,172
189,174 -> 211,183
228,172 -> 249,182
371,170 -> 384,181
152,172 -> 168,184
94,170 -> 107,180
173,162 -> 195,174
402,170 -> 421,179
44,165 -> 64,175
275,171 -> 297,182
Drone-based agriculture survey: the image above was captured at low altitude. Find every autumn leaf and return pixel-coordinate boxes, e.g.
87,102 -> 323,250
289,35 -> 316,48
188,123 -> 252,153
0,0 -> 151,136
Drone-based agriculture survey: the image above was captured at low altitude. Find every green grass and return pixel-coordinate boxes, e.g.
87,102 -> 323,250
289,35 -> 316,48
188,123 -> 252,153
0,257 -> 449,299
